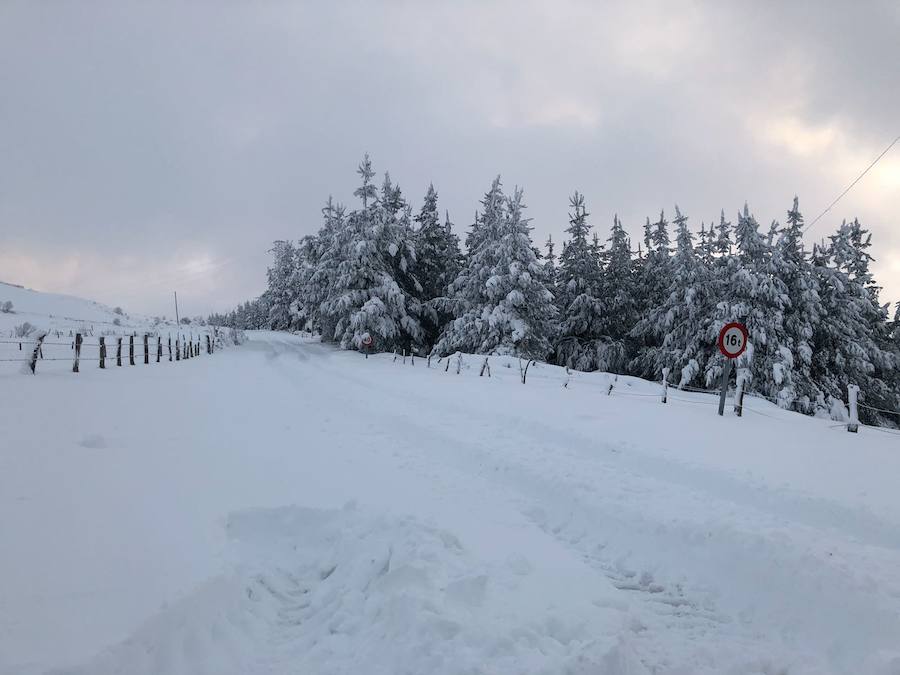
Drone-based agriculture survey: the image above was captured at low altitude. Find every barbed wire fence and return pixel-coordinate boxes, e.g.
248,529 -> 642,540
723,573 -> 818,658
0,326 -> 235,376
388,350 -> 900,437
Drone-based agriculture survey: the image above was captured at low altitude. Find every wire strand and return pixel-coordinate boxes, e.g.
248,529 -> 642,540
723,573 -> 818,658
804,134 -> 900,234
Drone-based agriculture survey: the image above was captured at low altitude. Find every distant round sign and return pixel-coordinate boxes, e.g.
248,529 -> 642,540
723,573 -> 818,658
362,335 -> 374,347
718,322 -> 748,359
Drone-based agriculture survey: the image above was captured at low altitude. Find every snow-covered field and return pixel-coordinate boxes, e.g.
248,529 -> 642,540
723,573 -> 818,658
2,291 -> 900,674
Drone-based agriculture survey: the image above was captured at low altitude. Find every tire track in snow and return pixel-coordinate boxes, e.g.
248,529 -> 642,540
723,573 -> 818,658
237,337 -> 900,673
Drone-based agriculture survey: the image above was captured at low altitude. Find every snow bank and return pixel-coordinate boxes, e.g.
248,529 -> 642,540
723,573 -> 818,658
54,505 -> 646,675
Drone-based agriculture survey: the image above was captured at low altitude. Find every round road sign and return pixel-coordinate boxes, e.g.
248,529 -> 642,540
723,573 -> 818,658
362,335 -> 374,347
718,322 -> 748,359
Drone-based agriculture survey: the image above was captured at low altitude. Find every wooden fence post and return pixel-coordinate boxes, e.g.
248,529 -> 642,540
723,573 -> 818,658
168,336 -> 173,362
99,336 -> 106,368
116,337 -> 122,366
661,367 -> 670,404
29,334 -> 46,374
847,384 -> 860,433
480,357 -> 491,377
73,333 -> 82,372
206,334 -> 211,355
734,375 -> 745,417
176,335 -> 180,361
129,334 -> 135,366
157,336 -> 162,362
143,334 -> 149,364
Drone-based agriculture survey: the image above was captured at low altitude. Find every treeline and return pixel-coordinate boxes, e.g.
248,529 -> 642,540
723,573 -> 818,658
214,155 -> 900,425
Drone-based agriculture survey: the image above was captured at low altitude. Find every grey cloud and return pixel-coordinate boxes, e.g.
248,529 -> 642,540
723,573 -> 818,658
1,1 -> 897,316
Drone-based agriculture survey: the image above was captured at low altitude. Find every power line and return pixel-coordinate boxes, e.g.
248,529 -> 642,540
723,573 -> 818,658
803,134 -> 900,234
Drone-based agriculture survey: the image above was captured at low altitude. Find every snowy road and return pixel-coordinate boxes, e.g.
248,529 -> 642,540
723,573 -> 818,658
3,332 -> 900,674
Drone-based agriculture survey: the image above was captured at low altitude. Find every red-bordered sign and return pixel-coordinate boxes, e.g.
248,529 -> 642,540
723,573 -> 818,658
718,322 -> 748,359
362,335 -> 374,347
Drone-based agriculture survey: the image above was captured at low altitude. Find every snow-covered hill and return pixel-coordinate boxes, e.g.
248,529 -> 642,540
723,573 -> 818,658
3,323 -> 900,675
0,282 -> 219,372
0,281 -> 167,335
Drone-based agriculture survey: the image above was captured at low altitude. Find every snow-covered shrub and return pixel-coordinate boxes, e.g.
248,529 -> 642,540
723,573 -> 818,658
1,300 -> 13,313
13,322 -> 35,338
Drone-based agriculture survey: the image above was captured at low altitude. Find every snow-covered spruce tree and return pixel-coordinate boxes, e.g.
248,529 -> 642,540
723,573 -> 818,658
632,207 -> 715,387
265,240 -> 299,330
303,196 -> 348,339
596,213 -> 638,372
554,192 -> 604,370
811,219 -> 897,425
465,175 -> 505,255
436,183 -> 556,358
708,204 -> 793,403
543,234 -> 557,291
696,221 -> 716,267
773,197 -> 824,409
414,184 -> 462,301
319,155 -> 424,352
413,186 -> 462,348
629,210 -> 673,378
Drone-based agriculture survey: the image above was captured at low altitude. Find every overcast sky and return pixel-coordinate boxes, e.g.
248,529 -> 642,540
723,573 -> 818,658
1,1 -> 898,318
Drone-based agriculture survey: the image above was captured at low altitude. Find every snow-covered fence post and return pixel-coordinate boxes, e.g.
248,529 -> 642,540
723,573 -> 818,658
402,349 -> 407,364
28,334 -> 46,374
427,351 -> 433,368
661,367 -> 670,404
393,349 -> 398,363
157,336 -> 162,363
206,335 -> 211,355
480,357 -> 491,377
116,337 -> 122,366
72,333 -> 82,373
143,334 -> 149,364
168,336 -> 173,362
456,352 -> 463,375
99,336 -> 106,368
847,384 -> 860,433
175,335 -> 180,361
733,375 -> 745,417
444,356 -> 451,373
129,335 -> 135,366
410,351 -> 415,366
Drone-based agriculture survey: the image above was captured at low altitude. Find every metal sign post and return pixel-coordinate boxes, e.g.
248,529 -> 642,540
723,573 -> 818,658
717,322 -> 748,417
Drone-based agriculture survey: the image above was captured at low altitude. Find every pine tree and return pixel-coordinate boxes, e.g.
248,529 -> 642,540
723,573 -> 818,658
436,183 -> 556,358
711,204 -> 792,402
633,207 -> 714,385
414,184 -> 462,301
773,197 -> 823,409
265,240 -> 298,330
812,219 -> 897,424
555,192 -> 605,370
630,210 -> 673,377
321,156 -> 424,351
594,214 -> 635,371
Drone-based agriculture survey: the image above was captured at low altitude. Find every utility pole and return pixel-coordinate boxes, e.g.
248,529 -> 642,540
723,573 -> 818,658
174,291 -> 180,327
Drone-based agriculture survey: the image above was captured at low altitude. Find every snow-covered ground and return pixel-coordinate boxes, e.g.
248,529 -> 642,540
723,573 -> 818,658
2,293 -> 900,674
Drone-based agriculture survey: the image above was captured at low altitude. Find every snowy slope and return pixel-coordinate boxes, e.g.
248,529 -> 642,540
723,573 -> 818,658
0,281 -> 165,335
0,282 -> 217,372
2,329 -> 900,674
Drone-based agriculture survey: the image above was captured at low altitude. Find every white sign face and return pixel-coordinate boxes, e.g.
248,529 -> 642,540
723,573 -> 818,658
719,323 -> 747,359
